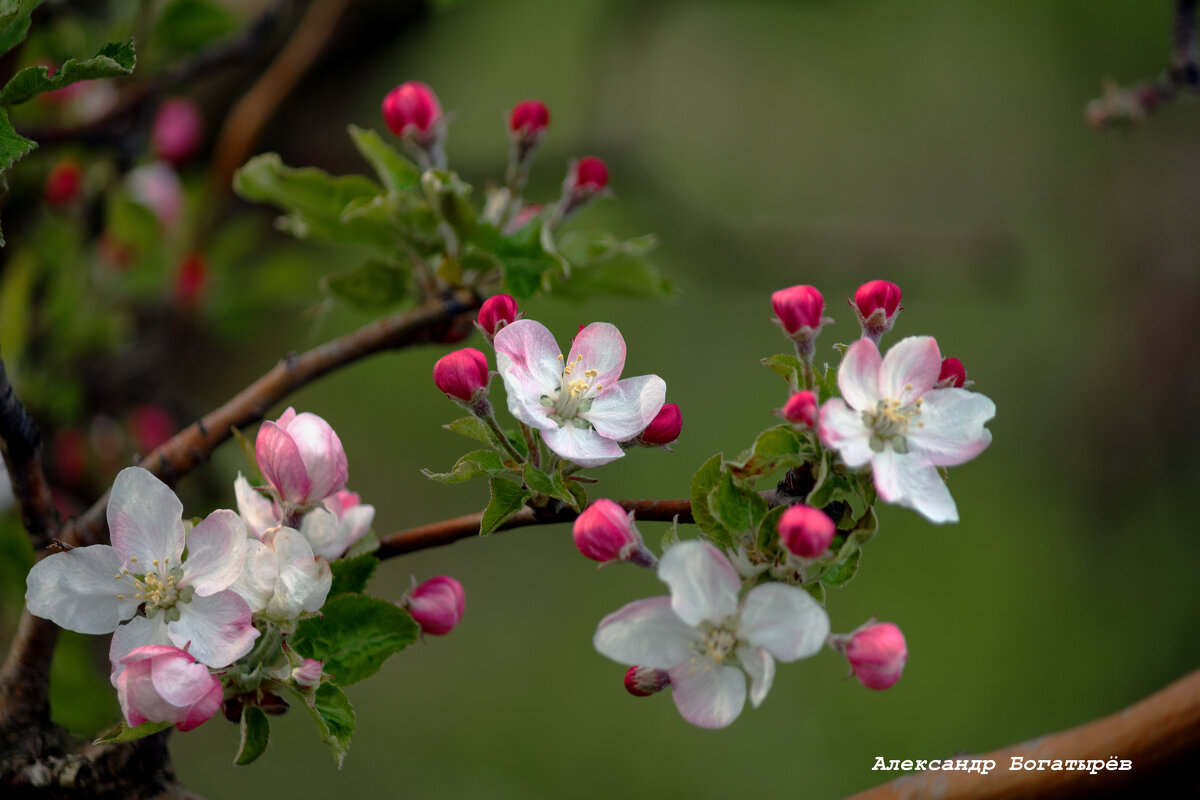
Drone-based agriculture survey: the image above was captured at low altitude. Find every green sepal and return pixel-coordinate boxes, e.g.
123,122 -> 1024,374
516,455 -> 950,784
93,719 -> 172,745
301,683 -> 355,768
819,548 -> 861,589
0,41 -> 136,106
814,362 -> 839,403
480,477 -> 532,535
235,706 -> 270,766
328,552 -> 378,597
291,594 -> 418,687
230,425 -> 264,483
422,449 -> 509,485
347,124 -> 421,192
802,582 -> 827,605
321,259 -> 409,311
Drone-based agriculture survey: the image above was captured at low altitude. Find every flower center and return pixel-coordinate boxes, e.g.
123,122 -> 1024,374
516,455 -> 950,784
114,556 -> 191,613
685,624 -> 739,674
540,353 -> 603,428
863,385 -> 925,454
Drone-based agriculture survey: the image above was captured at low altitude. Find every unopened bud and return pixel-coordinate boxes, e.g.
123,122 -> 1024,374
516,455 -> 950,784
840,621 -> 908,690
778,504 -> 835,558
637,403 -> 681,446
405,575 -> 465,636
44,159 -> 82,206
476,294 -> 520,342
291,658 -> 323,688
624,666 -> 670,697
128,405 -> 176,453
432,348 -> 491,411
771,285 -> 830,360
937,357 -> 967,388
572,499 -> 656,568
382,81 -> 441,138
571,155 -> 608,191
778,391 -> 818,429
509,99 -> 550,143
174,253 -> 207,307
152,98 -> 204,165
850,280 -> 902,344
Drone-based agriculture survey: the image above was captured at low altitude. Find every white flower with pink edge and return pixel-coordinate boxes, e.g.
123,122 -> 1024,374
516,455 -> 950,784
493,320 -> 666,467
594,540 -> 829,729
25,467 -> 258,679
818,336 -> 995,524
231,526 -> 332,625
116,645 -> 223,732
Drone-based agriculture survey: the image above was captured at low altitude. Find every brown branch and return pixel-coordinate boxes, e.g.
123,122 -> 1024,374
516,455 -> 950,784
0,357 -> 59,549
377,498 -> 693,559
207,0 -> 355,198
848,667 -> 1200,799
62,288 -> 480,550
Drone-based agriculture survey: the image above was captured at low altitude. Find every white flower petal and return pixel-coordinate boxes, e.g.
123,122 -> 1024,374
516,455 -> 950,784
657,540 -> 741,627
26,545 -> 139,634
336,504 -> 375,557
739,583 -> 830,662
593,596 -> 699,669
109,615 -> 170,684
737,645 -> 776,707
879,336 -> 941,404
837,339 -> 883,411
818,399 -> 873,468
230,538 -> 274,613
299,507 -> 340,560
541,425 -> 624,467
181,510 -> 247,596
906,388 -> 995,467
668,662 -> 746,729
583,375 -> 666,441
871,448 -> 959,524
234,473 -> 278,537
107,467 -> 185,569
494,319 -> 563,429
566,322 -> 626,388
168,590 -> 258,668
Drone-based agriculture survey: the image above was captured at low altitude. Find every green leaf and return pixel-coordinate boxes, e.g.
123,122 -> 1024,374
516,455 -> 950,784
480,478 -> 532,535
235,706 -> 270,766
292,594 -> 418,687
347,125 -> 421,192
322,259 -> 409,311
230,426 -> 263,483
690,454 -> 731,544
550,232 -> 675,300
806,454 -> 857,509
551,467 -> 586,511
0,105 -> 35,172
482,220 -> 567,300
762,353 -> 805,392
523,464 -> 579,508
93,719 -> 172,744
344,530 -> 380,558
302,683 -> 356,768
0,41 -> 136,106
708,470 -> 768,534
756,504 -> 788,551
421,168 -> 476,241
328,552 -> 378,597
820,548 -> 861,589
802,582 -> 827,604
422,449 -> 508,485
233,154 -> 394,251
814,363 -> 839,404
443,416 -> 493,444
0,0 -> 43,58
727,424 -> 809,481
152,0 -> 238,55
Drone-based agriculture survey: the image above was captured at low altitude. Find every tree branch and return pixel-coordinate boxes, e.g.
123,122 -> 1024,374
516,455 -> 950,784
376,498 -> 693,559
0,357 -> 59,550
848,667 -> 1200,799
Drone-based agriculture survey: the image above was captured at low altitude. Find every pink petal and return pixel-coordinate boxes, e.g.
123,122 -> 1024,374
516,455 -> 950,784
494,319 -> 564,428
541,425 -> 624,467
107,467 -> 185,570
837,339 -> 883,412
566,322 -> 626,388
25,545 -> 139,634
168,590 -> 258,668
871,449 -> 959,524
177,680 -> 222,731
180,509 -> 247,596
583,375 -> 666,441
739,583 -> 830,661
879,336 -> 941,404
818,399 -> 873,468
235,473 -> 279,538
256,421 -> 311,505
657,541 -> 740,627
737,645 -> 775,707
669,662 -> 746,729
593,596 -> 699,669
905,389 -> 995,467
287,413 -> 348,501
150,651 -> 214,707
110,616 -> 171,685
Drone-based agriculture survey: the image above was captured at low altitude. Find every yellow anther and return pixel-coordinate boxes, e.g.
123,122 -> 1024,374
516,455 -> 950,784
584,369 -> 598,378
129,557 -> 138,563
557,353 -> 563,361
594,384 -> 602,392
152,560 -> 159,566
117,595 -> 125,600
114,574 -> 123,580
905,383 -> 913,391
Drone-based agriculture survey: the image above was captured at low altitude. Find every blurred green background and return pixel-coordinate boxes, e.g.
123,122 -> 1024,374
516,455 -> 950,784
9,0 -> 1200,796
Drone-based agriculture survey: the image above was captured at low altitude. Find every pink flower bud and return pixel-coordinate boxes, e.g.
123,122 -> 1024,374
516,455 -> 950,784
850,280 -> 902,344
128,405 -> 175,453
126,162 -> 184,227
433,348 -> 490,403
509,99 -> 550,139
779,391 -> 818,428
771,285 -> 825,335
845,622 -> 908,690
291,658 -> 323,688
938,357 -> 967,388
44,159 -> 82,206
406,575 -> 465,635
778,505 -> 835,558
116,645 -> 223,732
637,403 -> 681,446
152,98 -> 204,165
624,665 -> 670,697
502,203 -> 543,235
476,295 -> 520,341
382,81 -> 441,138
255,408 -> 349,508
572,499 -> 656,567
174,252 -> 208,308
571,156 -> 609,191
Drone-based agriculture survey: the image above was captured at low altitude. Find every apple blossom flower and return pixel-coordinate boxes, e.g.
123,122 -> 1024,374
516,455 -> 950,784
594,540 -> 829,729
255,408 -> 348,510
493,319 -> 666,467
152,98 -> 204,166
25,467 -> 258,675
404,575 -> 465,635
818,336 -> 995,524
778,391 -> 818,429
831,620 -> 908,690
850,280 -> 902,344
778,505 -> 835,558
297,490 -> 375,561
636,403 -> 682,447
234,472 -> 281,538
230,527 -> 332,625
476,294 -> 520,342
116,645 -> 223,732
624,666 -> 670,697
572,499 -> 657,568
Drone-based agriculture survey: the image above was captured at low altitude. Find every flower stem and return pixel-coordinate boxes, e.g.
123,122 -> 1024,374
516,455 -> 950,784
519,422 -> 540,468
482,412 -> 525,464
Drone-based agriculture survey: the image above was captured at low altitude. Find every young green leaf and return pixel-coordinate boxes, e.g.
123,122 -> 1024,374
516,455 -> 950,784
443,416 -> 493,444
235,706 -> 270,766
0,0 -> 43,58
0,41 -> 136,106
480,478 -> 532,535
321,259 -> 409,311
422,449 -> 508,485
302,683 -> 356,768
328,552 -> 379,597
292,595 -> 418,687
347,125 -> 421,192
93,719 -> 173,745
762,353 -> 805,392
690,454 -> 732,544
